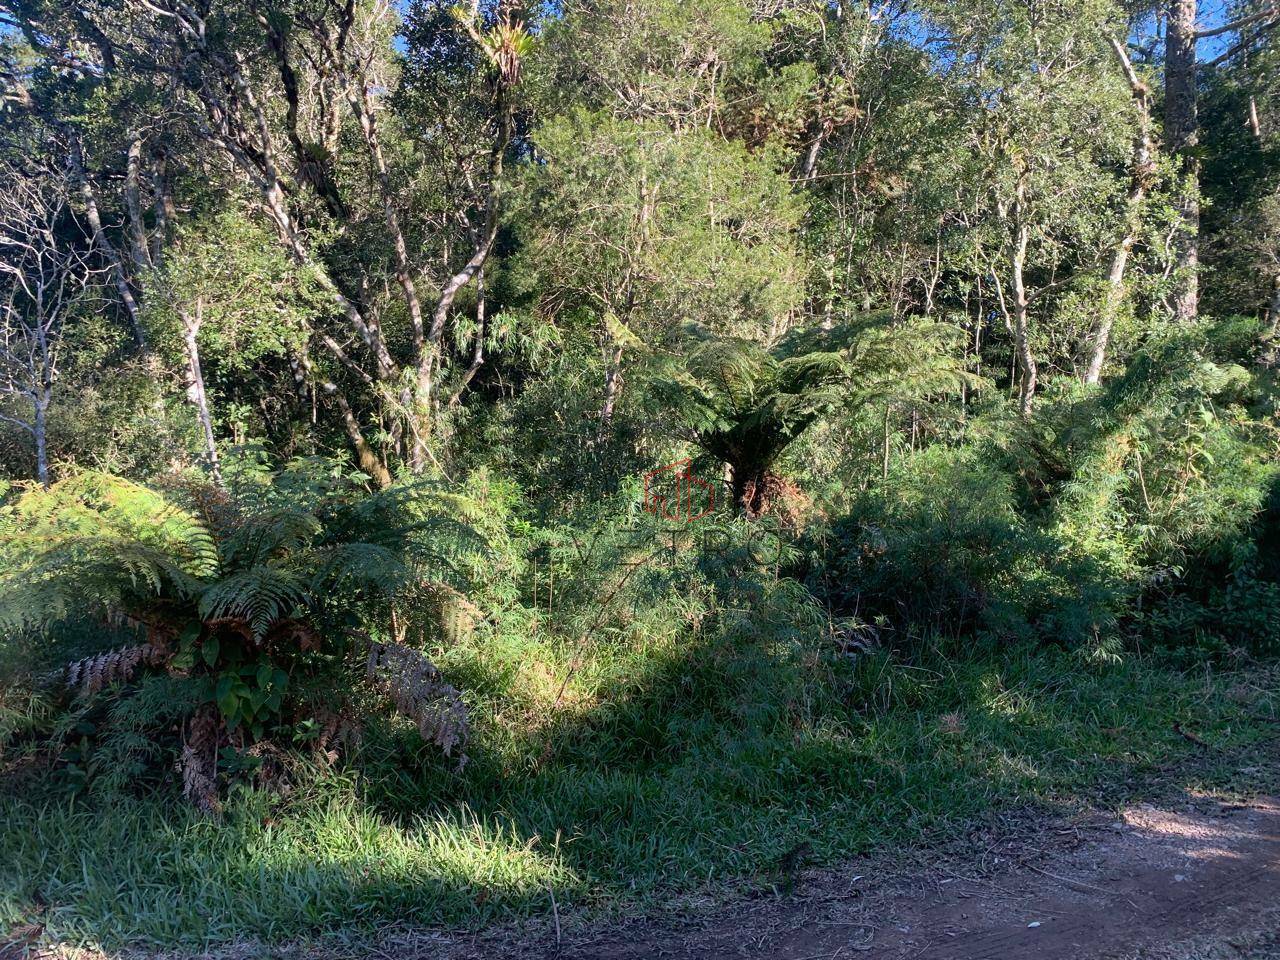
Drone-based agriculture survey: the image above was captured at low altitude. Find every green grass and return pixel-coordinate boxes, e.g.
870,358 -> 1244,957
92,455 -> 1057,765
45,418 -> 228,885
3,634 -> 1277,951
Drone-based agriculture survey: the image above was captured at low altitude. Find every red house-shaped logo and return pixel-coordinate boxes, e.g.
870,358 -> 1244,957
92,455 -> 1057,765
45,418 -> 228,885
643,459 -> 715,522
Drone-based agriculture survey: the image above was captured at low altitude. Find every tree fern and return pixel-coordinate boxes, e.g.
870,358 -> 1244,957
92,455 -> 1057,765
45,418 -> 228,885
647,314 -> 982,513
0,462 -> 485,807
197,566 -> 311,640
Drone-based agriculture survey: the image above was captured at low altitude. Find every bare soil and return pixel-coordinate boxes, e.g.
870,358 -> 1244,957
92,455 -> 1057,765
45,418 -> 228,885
417,796 -> 1280,960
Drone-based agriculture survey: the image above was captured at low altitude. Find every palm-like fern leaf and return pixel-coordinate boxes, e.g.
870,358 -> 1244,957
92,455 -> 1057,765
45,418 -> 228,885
219,507 -> 323,568
197,566 -> 310,640
0,473 -> 218,632
644,314 -> 983,510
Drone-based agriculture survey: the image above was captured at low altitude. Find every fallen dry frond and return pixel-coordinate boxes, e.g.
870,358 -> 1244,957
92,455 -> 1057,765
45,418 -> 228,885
366,641 -> 470,764
65,643 -> 166,697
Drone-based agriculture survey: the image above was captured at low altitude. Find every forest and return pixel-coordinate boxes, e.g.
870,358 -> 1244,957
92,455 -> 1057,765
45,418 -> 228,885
0,0 -> 1278,954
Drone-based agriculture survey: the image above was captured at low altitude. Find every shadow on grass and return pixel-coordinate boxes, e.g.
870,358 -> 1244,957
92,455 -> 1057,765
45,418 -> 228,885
3,592 -> 1278,949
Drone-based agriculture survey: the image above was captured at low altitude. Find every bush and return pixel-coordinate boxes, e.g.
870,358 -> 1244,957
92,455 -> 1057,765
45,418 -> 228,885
806,444 -> 1112,647
806,322 -> 1280,657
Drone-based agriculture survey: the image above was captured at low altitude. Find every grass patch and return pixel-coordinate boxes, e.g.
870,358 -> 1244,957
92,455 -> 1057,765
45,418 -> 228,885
3,636 -> 1277,950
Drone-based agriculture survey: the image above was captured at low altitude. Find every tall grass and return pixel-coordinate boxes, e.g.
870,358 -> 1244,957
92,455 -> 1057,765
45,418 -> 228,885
3,640 -> 1275,949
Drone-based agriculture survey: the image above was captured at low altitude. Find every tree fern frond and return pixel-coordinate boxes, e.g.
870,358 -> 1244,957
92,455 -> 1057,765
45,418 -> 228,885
0,473 -> 218,632
220,507 -> 322,567
198,567 -> 310,640
366,641 -> 469,761
310,542 -> 409,594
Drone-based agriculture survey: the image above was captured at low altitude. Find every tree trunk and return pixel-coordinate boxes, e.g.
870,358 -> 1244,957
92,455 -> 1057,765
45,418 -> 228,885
180,300 -> 221,484
1165,0 -> 1200,324
70,139 -> 146,349
1086,241 -> 1135,385
410,79 -> 511,471
151,150 -> 176,267
123,135 -> 153,277
729,460 -> 768,516
291,343 -> 392,488
598,343 -> 624,440
327,386 -> 393,489
1011,224 -> 1037,417
449,263 -> 487,407
33,391 -> 49,489
1087,36 -> 1157,385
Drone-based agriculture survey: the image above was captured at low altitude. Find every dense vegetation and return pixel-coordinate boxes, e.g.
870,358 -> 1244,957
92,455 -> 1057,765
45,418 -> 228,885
0,0 -> 1278,950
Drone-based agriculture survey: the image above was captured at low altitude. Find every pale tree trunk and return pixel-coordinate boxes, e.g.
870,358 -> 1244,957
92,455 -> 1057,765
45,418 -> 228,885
344,82 -> 432,472
152,0 -> 515,482
797,117 -> 831,182
1086,37 -> 1157,385
151,151 -> 176,266
179,298 -> 221,484
1010,223 -> 1037,417
349,84 -> 428,371
598,342 -> 625,440
1087,243 -> 1136,385
123,135 -> 153,277
70,139 -> 146,349
1165,0 -> 1199,324
448,263 -> 487,407
294,346 -> 393,489
193,40 -> 401,482
32,305 -> 54,489
185,31 -> 395,382
412,224 -> 497,466
0,166 -> 77,489
33,392 -> 49,489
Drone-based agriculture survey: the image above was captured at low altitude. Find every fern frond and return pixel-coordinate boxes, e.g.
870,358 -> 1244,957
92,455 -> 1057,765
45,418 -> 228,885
366,641 -> 470,761
0,472 -> 217,632
220,507 -> 322,567
66,643 -> 166,697
198,567 -> 310,640
310,542 -> 408,594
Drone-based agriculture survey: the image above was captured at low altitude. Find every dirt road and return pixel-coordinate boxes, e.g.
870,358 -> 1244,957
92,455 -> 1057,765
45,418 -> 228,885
426,797 -> 1280,960
36,794 -> 1277,960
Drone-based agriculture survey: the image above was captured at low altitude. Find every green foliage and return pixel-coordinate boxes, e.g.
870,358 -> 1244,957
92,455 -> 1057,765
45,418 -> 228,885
649,314 -> 977,509
809,320 -> 1280,653
513,106 -> 803,341
3,0 -> 1280,948
3,641 -> 1276,946
148,212 -> 319,374
0,460 -> 484,799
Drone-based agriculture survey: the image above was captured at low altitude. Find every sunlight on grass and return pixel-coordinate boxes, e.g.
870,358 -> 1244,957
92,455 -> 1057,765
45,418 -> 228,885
0,789 -> 579,947
3,650 -> 1276,949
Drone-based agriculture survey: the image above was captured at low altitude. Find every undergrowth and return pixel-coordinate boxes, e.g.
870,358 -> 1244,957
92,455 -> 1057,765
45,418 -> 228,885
3,638 -> 1276,948
2,323 -> 1278,950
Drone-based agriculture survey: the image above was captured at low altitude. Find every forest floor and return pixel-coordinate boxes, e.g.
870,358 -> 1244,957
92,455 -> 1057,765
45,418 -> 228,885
326,792 -> 1280,960
40,779 -> 1278,960
6,656 -> 1280,959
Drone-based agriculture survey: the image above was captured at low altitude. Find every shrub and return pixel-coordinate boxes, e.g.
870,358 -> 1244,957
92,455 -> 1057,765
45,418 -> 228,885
806,445 -> 1107,646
